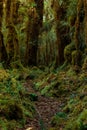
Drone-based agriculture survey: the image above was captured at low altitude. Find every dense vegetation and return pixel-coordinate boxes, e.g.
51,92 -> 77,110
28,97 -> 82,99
0,0 -> 87,129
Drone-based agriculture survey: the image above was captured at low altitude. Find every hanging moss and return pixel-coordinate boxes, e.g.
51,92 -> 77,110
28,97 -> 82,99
2,102 -> 24,120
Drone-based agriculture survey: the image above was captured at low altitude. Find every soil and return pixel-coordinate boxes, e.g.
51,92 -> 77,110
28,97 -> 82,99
21,80 -> 64,130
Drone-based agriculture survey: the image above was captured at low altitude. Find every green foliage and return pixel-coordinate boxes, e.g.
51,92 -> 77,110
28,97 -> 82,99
0,0 -> 87,129
64,43 -> 75,63
51,112 -> 67,127
29,93 -> 38,101
67,0 -> 78,25
0,68 -> 35,129
72,50 -> 82,66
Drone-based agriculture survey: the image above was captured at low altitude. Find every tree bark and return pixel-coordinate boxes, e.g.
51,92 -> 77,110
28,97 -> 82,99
5,0 -> 20,66
25,0 -> 44,66
84,0 -> 87,46
0,0 -> 7,66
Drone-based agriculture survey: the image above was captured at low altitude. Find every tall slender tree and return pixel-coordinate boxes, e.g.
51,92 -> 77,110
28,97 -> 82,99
51,0 -> 69,67
25,0 -> 44,66
71,0 -> 83,66
74,0 -> 83,50
5,0 -> 20,66
84,0 -> 87,47
0,0 -> 7,65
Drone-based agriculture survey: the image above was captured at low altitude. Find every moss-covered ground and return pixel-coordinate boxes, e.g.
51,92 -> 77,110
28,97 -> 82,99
0,65 -> 36,130
0,64 -> 87,130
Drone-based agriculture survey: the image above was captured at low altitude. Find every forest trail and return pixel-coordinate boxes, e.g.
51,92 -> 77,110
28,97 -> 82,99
23,80 -> 62,130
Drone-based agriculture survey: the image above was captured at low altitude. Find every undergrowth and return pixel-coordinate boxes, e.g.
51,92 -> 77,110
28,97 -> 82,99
0,66 -> 35,130
0,63 -> 87,130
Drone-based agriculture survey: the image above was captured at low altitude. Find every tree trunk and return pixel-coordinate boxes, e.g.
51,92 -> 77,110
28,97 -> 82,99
51,0 -> 69,67
25,0 -> 44,66
74,0 -> 83,50
84,0 -> 87,47
6,25 -> 20,64
5,0 -> 20,66
5,0 -> 12,25
0,0 -> 7,66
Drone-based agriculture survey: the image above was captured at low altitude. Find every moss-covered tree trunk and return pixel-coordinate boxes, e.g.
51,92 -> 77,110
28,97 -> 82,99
11,0 -> 20,25
6,0 -> 20,25
0,0 -> 7,65
6,25 -> 20,64
25,0 -> 44,66
51,0 -> 62,66
51,0 -> 69,67
84,0 -> 87,47
74,0 -> 83,50
5,0 -> 12,25
5,0 -> 20,66
0,0 -> 3,30
72,0 -> 83,66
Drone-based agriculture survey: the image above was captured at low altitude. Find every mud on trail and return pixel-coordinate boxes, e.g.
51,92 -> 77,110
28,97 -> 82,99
22,80 -> 63,130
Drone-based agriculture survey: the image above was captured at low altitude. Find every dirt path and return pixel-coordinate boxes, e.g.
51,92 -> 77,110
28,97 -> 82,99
23,80 -> 62,130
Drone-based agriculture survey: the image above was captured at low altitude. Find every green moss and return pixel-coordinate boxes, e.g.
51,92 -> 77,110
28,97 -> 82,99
0,69 -> 10,81
64,109 -> 87,130
66,67 -> 76,76
51,112 -> 67,127
78,109 -> 87,122
64,43 -> 75,63
10,60 -> 24,69
6,120 -> 17,130
6,24 -> 20,65
0,68 -> 36,129
82,57 -> 87,70
71,50 -> 82,66
29,93 -> 38,101
0,100 -> 23,120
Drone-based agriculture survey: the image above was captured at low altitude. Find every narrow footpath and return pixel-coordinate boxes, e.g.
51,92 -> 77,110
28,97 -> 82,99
23,80 -> 63,130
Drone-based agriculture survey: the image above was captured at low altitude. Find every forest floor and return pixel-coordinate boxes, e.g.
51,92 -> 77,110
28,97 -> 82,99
20,66 -> 87,130
23,80 -> 63,130
0,66 -> 87,130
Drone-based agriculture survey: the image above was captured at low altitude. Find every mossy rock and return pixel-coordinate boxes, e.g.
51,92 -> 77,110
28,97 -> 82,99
2,102 -> 24,120
71,50 -> 82,66
0,69 -> 10,81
